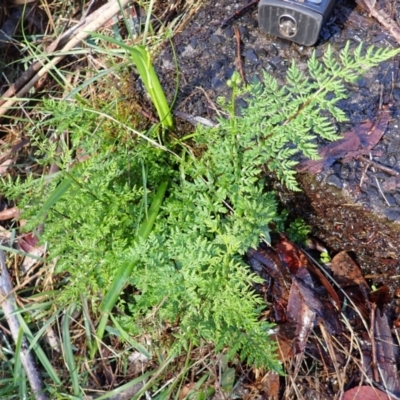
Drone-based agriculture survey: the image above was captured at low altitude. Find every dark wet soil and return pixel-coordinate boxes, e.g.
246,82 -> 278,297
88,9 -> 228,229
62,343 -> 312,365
153,0 -> 400,286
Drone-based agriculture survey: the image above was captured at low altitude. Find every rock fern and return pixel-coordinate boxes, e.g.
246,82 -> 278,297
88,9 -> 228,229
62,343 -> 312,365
2,42 -> 399,370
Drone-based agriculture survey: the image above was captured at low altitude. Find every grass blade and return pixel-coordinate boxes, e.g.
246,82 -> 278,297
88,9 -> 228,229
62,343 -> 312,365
90,33 -> 174,129
93,180 -> 168,357
13,328 -> 23,387
109,314 -> 151,358
16,313 -> 61,385
62,304 -> 81,397
36,176 -> 72,220
95,370 -> 154,400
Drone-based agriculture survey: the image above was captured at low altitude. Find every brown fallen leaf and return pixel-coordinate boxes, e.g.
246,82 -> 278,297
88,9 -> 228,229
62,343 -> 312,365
330,251 -> 391,318
262,371 -> 280,400
369,286 -> 390,308
292,271 -> 342,335
331,251 -> 369,288
374,307 -> 400,394
247,246 -> 291,322
286,271 -> 315,354
276,236 -> 342,335
343,385 -> 395,400
297,105 -> 391,174
18,232 -> 45,274
277,235 -> 341,309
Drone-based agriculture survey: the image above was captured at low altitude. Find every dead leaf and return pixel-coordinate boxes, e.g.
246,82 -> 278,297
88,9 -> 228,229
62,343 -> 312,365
277,235 -> 341,309
297,106 -> 391,174
18,232 -> 45,274
342,285 -> 370,319
369,286 -> 390,308
286,272 -> 315,354
343,385 -> 395,400
0,207 -> 20,221
292,269 -> 342,335
178,383 -> 194,400
247,246 -> 291,322
374,307 -> 400,393
272,324 -> 295,361
0,158 -> 14,175
262,372 -> 280,400
275,235 -> 308,275
331,251 -> 369,288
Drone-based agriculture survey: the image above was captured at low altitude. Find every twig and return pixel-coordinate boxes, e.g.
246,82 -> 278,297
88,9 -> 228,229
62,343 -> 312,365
233,26 -> 246,84
220,0 -> 259,28
356,0 -> 400,45
0,0 -> 132,117
358,155 -> 399,176
370,302 -> 380,383
0,248 -> 48,400
374,170 -> 391,206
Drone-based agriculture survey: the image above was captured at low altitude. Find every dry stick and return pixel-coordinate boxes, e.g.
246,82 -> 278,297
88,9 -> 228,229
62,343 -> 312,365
220,0 -> 259,28
0,0 -> 131,117
370,302 -> 380,383
233,26 -> 246,84
320,323 -> 344,390
356,0 -> 400,44
0,20 -> 85,107
0,248 -> 48,400
358,155 -> 400,176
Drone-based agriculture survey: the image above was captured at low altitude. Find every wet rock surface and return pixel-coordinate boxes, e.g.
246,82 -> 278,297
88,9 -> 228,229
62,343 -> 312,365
154,0 -> 400,281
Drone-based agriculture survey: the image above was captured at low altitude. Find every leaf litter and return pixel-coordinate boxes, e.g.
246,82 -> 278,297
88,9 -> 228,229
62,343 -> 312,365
246,235 -> 400,399
297,104 -> 392,174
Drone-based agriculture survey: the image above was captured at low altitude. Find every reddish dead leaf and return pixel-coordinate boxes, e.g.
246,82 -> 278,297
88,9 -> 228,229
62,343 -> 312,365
273,324 -> 295,361
297,106 -> 391,174
293,268 -> 342,335
275,236 -> 342,333
275,235 -> 307,275
374,308 -> 400,393
277,235 -> 341,309
262,372 -> 280,400
331,251 -> 369,288
343,386 -> 395,400
369,286 -> 390,307
18,232 -> 38,252
342,285 -> 370,319
330,251 -> 378,318
247,246 -> 291,322
286,270 -> 315,354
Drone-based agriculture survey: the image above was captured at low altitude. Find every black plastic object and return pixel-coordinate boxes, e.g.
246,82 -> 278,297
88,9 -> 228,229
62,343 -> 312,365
258,0 -> 336,46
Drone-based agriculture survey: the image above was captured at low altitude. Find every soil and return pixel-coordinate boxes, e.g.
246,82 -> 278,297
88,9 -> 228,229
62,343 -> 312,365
152,0 -> 400,287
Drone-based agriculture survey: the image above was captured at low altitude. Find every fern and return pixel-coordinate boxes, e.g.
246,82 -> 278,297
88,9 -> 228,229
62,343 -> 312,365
2,42 -> 399,370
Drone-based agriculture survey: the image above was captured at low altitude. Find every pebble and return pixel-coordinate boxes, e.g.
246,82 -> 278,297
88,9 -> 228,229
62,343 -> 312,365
244,49 -> 258,64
